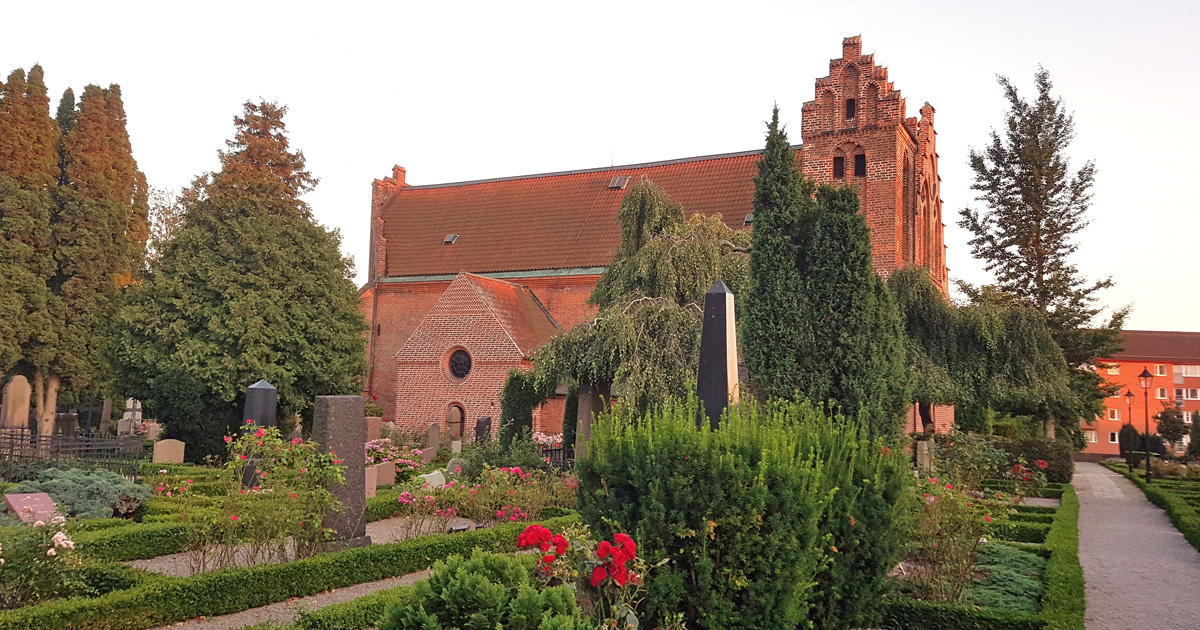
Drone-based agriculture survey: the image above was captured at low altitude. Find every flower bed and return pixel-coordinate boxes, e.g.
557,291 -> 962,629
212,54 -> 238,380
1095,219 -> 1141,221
879,485 -> 1083,630
0,515 -> 581,630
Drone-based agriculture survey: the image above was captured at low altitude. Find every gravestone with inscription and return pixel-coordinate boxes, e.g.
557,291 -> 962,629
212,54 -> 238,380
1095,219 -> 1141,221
313,395 -> 370,547
375,460 -> 396,486
4,493 -> 58,523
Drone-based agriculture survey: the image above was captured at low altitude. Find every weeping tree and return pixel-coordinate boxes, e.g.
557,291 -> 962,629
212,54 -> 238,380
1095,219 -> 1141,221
889,267 -> 1074,440
499,179 -> 750,441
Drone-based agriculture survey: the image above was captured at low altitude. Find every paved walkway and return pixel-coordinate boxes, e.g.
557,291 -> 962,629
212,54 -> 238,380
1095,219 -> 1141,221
148,568 -> 429,630
1074,462 -> 1200,630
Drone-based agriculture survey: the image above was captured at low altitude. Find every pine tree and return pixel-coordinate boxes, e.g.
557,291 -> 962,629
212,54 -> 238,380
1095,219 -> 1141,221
958,68 -> 1127,439
55,88 -> 76,135
114,101 -> 367,459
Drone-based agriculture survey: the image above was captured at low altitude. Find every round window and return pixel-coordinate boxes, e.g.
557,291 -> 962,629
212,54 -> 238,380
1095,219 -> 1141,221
448,349 -> 472,379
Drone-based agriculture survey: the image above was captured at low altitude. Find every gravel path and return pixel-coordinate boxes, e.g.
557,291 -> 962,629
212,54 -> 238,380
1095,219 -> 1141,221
1075,462 -> 1200,630
148,568 -> 429,630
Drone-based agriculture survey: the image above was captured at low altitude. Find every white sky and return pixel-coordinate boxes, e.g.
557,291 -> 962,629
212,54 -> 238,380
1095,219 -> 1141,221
7,0 -> 1198,332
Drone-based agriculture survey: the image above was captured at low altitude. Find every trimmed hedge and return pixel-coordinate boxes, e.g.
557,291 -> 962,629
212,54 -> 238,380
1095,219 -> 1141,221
0,515 -> 580,630
982,480 -> 1066,499
990,437 -> 1074,484
1102,461 -> 1200,552
75,521 -> 197,562
295,584 -> 415,630
880,485 -> 1083,630
996,521 -> 1050,544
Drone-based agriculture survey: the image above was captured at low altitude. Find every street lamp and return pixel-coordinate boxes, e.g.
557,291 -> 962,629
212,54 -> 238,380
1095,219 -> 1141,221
1139,368 -> 1154,483
1125,390 -> 1136,469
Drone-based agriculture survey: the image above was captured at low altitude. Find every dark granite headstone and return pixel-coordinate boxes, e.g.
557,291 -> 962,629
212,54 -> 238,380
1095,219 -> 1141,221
243,380 -> 278,427
4,493 -> 57,523
313,395 -> 370,547
696,281 -> 740,430
474,416 -> 492,442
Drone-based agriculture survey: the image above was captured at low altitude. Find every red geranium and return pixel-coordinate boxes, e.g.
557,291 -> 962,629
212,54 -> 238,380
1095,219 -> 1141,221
1035,459 -> 1049,469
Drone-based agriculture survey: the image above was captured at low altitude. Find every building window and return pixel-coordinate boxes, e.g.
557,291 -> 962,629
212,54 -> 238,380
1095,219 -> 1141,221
1183,365 -> 1200,377
833,156 -> 845,179
854,154 -> 866,177
845,98 -> 856,119
1106,365 -> 1120,375
1178,388 -> 1186,400
1191,389 -> 1200,400
1158,387 -> 1169,400
1155,364 -> 1167,376
1185,411 -> 1194,425
448,349 -> 472,379
1086,430 -> 1098,443
1109,432 -> 1119,444
1108,408 -> 1120,421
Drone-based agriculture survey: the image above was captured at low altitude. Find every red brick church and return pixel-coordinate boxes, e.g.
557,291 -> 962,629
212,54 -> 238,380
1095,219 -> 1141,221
360,36 -> 950,440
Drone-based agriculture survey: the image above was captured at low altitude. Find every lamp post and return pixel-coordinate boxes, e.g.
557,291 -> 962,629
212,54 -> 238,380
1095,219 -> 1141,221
1124,390 -> 1136,469
1139,368 -> 1154,483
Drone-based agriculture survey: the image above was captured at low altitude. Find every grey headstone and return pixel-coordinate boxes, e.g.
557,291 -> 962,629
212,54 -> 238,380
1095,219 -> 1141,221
99,398 -> 113,435
365,416 -> 381,442
243,380 -> 278,427
422,423 -> 440,464
117,418 -> 133,436
474,416 -> 492,442
143,421 -> 162,440
447,458 -> 469,479
153,439 -> 186,464
916,440 -> 934,474
4,493 -> 57,523
313,395 -> 369,544
450,440 -> 462,454
575,384 -> 603,460
1,376 -> 31,429
696,281 -> 740,430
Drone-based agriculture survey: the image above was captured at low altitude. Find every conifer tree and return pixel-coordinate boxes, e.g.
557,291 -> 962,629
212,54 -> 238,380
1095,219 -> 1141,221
958,68 -> 1126,439
741,106 -> 813,400
114,101 -> 367,459
55,88 -> 76,135
742,109 -> 907,439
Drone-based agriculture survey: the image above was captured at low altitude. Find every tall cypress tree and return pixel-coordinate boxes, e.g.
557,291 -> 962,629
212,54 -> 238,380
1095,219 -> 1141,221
0,67 -> 57,376
114,101 -> 367,459
741,106 -> 813,400
958,68 -> 1126,439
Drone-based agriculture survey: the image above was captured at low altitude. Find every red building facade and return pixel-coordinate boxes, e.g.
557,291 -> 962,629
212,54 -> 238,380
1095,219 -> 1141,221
361,37 -> 949,440
1081,331 -> 1200,457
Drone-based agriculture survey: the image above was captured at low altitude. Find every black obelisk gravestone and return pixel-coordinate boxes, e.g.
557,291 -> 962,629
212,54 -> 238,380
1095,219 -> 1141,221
243,380 -> 278,427
696,281 -> 740,430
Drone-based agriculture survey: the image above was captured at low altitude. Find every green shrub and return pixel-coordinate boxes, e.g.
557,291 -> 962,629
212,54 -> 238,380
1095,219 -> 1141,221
878,597 -> 1043,630
1040,485 -> 1083,630
74,522 -> 196,562
15,469 -> 150,519
296,584 -> 414,630
963,544 -> 1046,612
995,521 -> 1050,544
378,551 -> 584,630
990,438 -> 1073,483
0,520 -> 90,609
460,431 -> 550,480
80,563 -> 156,596
578,399 -> 905,630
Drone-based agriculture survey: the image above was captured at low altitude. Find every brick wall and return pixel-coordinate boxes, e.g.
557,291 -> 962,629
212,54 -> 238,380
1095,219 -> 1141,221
360,281 -> 450,418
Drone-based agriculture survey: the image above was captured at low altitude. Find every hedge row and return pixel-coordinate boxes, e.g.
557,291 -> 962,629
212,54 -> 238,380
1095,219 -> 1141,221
294,583 -> 416,630
996,521 -> 1050,544
0,515 -> 580,630
880,486 -> 1083,630
1039,485 -> 1084,630
1102,462 -> 1200,553
982,480 -> 1066,499
75,521 -> 197,562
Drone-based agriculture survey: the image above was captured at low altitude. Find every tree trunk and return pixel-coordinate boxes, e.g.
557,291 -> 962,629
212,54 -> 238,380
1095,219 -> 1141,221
1043,416 -> 1056,441
919,401 -> 936,435
33,369 -> 60,437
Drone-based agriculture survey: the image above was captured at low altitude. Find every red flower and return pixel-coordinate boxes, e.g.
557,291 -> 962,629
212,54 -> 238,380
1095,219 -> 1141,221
596,540 -> 612,560
612,564 -> 629,586
542,554 -> 556,565
1035,459 -> 1049,469
591,565 -> 608,587
552,534 -> 568,555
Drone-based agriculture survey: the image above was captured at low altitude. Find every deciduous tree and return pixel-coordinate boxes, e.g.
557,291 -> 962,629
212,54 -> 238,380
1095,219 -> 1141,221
958,68 -> 1127,439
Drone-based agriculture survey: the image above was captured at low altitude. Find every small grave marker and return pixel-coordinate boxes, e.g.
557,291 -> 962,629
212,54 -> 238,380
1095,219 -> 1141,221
4,493 -> 58,523
153,439 -> 186,464
474,416 -> 492,442
1,376 -> 31,429
422,423 -> 440,464
243,380 -> 278,427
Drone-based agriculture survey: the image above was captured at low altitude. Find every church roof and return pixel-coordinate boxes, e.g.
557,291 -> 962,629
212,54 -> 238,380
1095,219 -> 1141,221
461,273 -> 561,357
1110,330 -> 1200,364
380,147 -> 801,278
